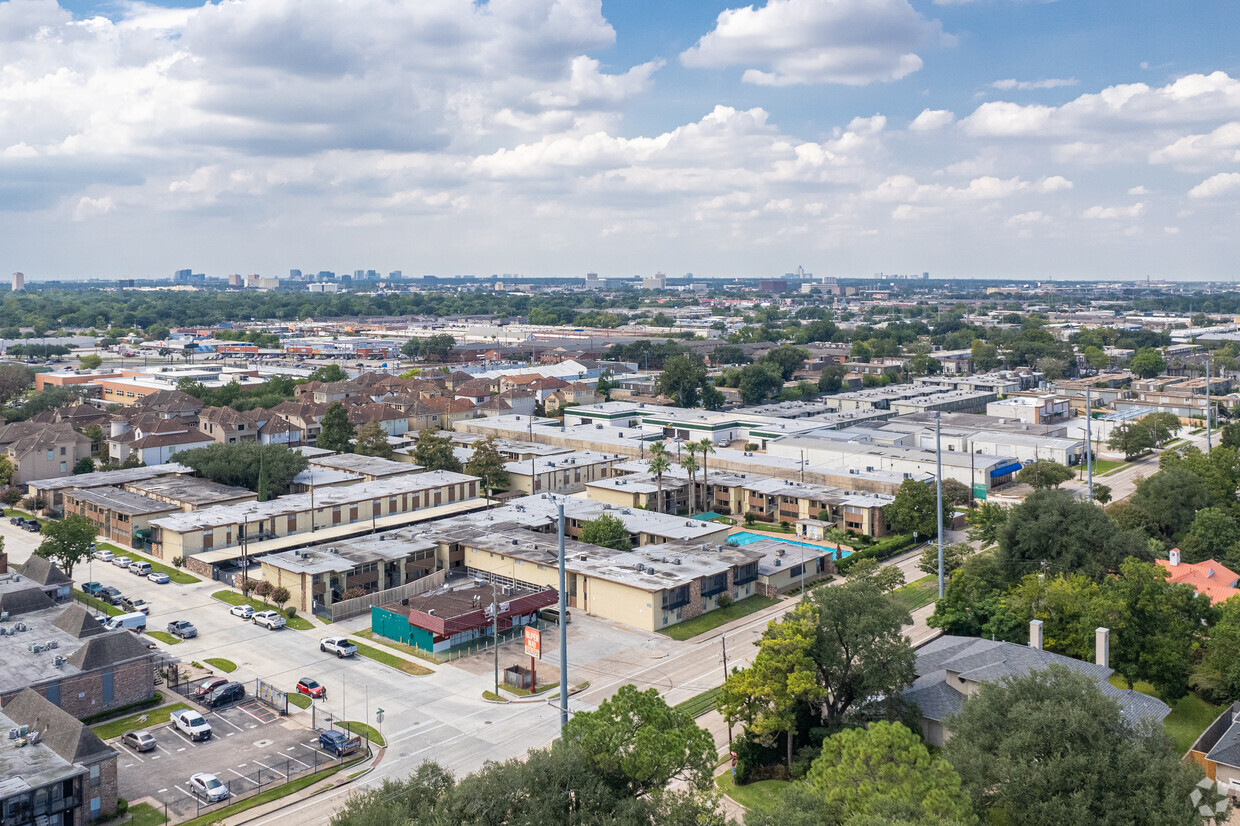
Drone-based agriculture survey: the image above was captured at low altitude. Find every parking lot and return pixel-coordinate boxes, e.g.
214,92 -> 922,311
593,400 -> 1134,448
113,699 -> 355,820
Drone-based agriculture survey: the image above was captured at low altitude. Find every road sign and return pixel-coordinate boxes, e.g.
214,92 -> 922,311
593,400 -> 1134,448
376,710 -> 384,725
524,625 -> 542,659
972,482 -> 988,501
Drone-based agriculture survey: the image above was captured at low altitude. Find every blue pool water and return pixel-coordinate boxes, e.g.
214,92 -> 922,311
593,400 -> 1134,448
727,531 -> 852,559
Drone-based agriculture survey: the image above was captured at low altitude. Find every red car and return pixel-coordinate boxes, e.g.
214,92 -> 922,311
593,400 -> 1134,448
194,678 -> 229,701
296,678 -> 326,699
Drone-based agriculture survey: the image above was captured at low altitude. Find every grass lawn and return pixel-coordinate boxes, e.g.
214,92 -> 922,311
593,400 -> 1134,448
98,542 -> 198,584
339,721 -> 385,747
355,629 -> 436,663
715,772 -> 795,810
288,692 -> 313,709
178,756 -> 364,826
674,686 -> 721,719
204,657 -> 236,673
145,631 -> 182,646
127,802 -> 168,826
73,589 -> 122,616
91,702 -> 191,740
504,681 -> 558,697
482,690 -> 506,702
1093,459 -> 1125,476
891,575 -> 938,613
350,640 -> 433,676
211,590 -> 314,630
658,595 -> 780,641
1108,675 -> 1220,753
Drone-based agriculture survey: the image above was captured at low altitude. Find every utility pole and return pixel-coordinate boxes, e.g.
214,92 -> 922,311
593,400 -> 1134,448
721,635 -> 732,748
492,580 -> 500,696
1086,387 -> 1093,502
936,411 -> 945,599
1207,352 -> 1213,453
558,501 -> 567,729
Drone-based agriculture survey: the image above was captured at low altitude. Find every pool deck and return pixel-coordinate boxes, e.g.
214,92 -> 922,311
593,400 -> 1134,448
727,528 -> 856,559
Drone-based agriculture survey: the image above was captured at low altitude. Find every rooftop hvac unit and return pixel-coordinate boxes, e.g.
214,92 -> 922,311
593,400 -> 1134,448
426,609 -> 435,616
0,628 -> 5,637
673,558 -> 681,566
0,612 -> 6,621
775,559 -> 781,567
7,729 -> 17,740
474,578 -> 486,588
501,585 -> 514,596
577,553 -> 588,562
27,643 -> 42,654
685,521 -> 694,527
53,655 -> 65,668
45,640 -> 57,650
636,563 -> 645,573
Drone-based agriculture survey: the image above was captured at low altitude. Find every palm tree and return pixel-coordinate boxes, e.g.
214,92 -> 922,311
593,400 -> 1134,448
649,442 -> 670,513
681,455 -> 700,514
696,438 -> 716,485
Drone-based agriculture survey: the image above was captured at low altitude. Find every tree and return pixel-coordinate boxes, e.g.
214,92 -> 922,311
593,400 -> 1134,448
700,381 -> 725,411
680,455 -> 699,514
711,344 -> 750,365
1194,597 -> 1240,703
940,478 -> 971,508
970,340 -> 999,372
353,421 -> 394,458
1130,346 -> 1167,378
965,501 -> 1009,546
464,436 -> 508,499
254,580 -> 274,599
563,684 -> 716,795
317,402 -> 355,453
818,363 -> 846,393
0,364 -> 33,405
655,354 -> 709,408
1179,507 -> 1240,563
737,362 -> 785,404
1015,459 -> 1075,489
1034,356 -> 1067,380
412,429 -> 462,472
1128,466 -> 1209,543
1108,420 -> 1155,459
884,479 -> 949,538
929,555 -> 1023,641
696,437 -> 715,484
1222,422 -> 1240,449
758,345 -> 810,381
1092,483 -> 1112,504
648,450 -> 671,513
918,542 -> 972,577
35,515 -> 97,577
1140,411 -> 1181,448
306,364 -> 348,383
804,722 -> 976,825
997,489 -> 1150,584
270,586 -> 290,609
847,558 -> 906,593
77,354 -> 103,370
944,665 -> 1202,826
579,513 -> 631,551
419,334 -> 456,361
1083,345 -> 1110,371
175,443 -> 308,496
0,456 -> 15,487
1,487 -> 23,506
72,457 -> 95,475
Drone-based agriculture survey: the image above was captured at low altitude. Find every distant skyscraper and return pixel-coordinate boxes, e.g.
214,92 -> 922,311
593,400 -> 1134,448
289,269 -> 303,279
388,270 -> 402,280
11,272 -> 23,291
228,274 -> 243,288
642,272 -> 666,289
174,268 -> 193,283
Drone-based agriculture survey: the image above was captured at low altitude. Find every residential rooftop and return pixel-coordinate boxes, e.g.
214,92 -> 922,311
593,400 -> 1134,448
30,463 -> 192,493
125,475 -> 255,508
307,453 -> 424,478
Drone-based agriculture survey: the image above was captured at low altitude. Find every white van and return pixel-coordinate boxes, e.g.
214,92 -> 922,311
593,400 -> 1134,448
104,612 -> 148,632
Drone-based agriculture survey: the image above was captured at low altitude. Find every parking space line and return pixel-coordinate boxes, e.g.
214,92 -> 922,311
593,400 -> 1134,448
286,753 -> 311,769
212,712 -> 245,732
228,768 -> 260,785
253,759 -> 286,778
236,704 -> 269,724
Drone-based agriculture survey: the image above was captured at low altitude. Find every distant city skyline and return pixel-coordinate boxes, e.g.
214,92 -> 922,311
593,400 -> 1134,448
2,0 -> 1239,281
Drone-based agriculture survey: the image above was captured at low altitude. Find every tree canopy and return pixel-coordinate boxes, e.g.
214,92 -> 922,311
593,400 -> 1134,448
579,513 -> 631,552
1014,460 -> 1074,489
317,402 -> 356,453
883,479 -> 950,538
412,429 -> 462,473
353,421 -> 394,458
464,436 -> 509,497
36,515 -> 97,578
175,442 -> 308,497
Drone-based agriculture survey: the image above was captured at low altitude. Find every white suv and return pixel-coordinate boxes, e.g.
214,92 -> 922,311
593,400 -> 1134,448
252,610 -> 286,630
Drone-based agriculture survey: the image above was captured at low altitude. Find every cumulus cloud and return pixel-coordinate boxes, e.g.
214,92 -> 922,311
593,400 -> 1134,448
680,0 -> 947,86
1083,203 -> 1146,219
1188,172 -> 1240,198
909,108 -> 954,131
1007,211 -> 1048,226
1037,175 -> 1074,192
992,77 -> 1078,91
1128,185 -> 1149,194
73,195 -> 114,220
1150,122 -> 1240,166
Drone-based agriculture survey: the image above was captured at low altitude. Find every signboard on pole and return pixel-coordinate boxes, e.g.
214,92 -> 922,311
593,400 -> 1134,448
972,483 -> 988,501
524,626 -> 542,659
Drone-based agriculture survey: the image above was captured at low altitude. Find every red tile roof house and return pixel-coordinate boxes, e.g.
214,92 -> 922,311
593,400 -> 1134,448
1156,549 -> 1240,604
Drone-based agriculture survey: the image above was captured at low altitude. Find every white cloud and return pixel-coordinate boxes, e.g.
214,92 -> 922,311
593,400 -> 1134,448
1083,202 -> 1146,219
1188,172 -> 1240,198
1150,122 -> 1240,166
1007,211 -> 1048,226
909,108 -> 954,131
73,195 -> 114,220
992,78 -> 1078,91
1128,185 -> 1149,194
680,0 -> 946,86
1037,175 -> 1074,192
962,102 -> 1055,136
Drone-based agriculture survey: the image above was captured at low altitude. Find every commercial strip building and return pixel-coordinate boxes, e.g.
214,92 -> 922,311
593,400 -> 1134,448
0,689 -> 119,823
97,365 -> 263,406
148,470 -> 485,575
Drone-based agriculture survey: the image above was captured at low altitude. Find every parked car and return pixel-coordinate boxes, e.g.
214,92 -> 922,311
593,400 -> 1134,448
81,581 -> 103,596
91,549 -> 114,562
206,681 -> 245,708
99,586 -> 124,605
296,678 -> 326,699
188,773 -> 229,803
318,730 -> 360,757
104,612 -> 147,632
120,597 -> 151,614
121,730 -> 156,752
111,556 -> 132,568
8,515 -> 23,526
319,637 -> 357,658
166,620 -> 197,639
193,677 -> 229,700
147,572 -> 170,584
229,604 -> 255,619
21,519 -> 40,532
252,610 -> 286,630
170,709 -> 212,741
129,561 -> 152,576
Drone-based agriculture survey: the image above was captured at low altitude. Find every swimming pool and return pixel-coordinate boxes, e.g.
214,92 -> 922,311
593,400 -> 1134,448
727,531 -> 852,559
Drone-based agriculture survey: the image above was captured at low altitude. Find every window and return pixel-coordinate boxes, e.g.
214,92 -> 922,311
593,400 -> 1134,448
60,446 -> 66,456
734,562 -> 758,586
102,668 -> 114,703
60,462 -> 66,473
661,585 -> 691,611
46,683 -> 59,706
47,450 -> 54,461
701,572 -> 729,597
90,764 -> 100,785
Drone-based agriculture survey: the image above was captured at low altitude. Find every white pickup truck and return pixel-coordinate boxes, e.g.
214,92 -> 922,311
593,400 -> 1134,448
253,610 -> 286,630
170,709 -> 213,742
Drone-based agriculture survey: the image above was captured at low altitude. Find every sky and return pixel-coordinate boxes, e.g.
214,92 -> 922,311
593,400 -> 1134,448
2,0 -> 1239,282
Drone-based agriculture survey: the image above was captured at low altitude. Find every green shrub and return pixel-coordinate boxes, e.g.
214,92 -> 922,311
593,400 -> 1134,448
116,798 -> 129,816
285,606 -> 297,619
716,593 -> 733,610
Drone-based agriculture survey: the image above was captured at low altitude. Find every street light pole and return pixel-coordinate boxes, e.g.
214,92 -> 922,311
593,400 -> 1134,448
936,411 -> 944,599
1086,387 -> 1093,502
1207,352 -> 1213,453
557,504 -> 568,731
